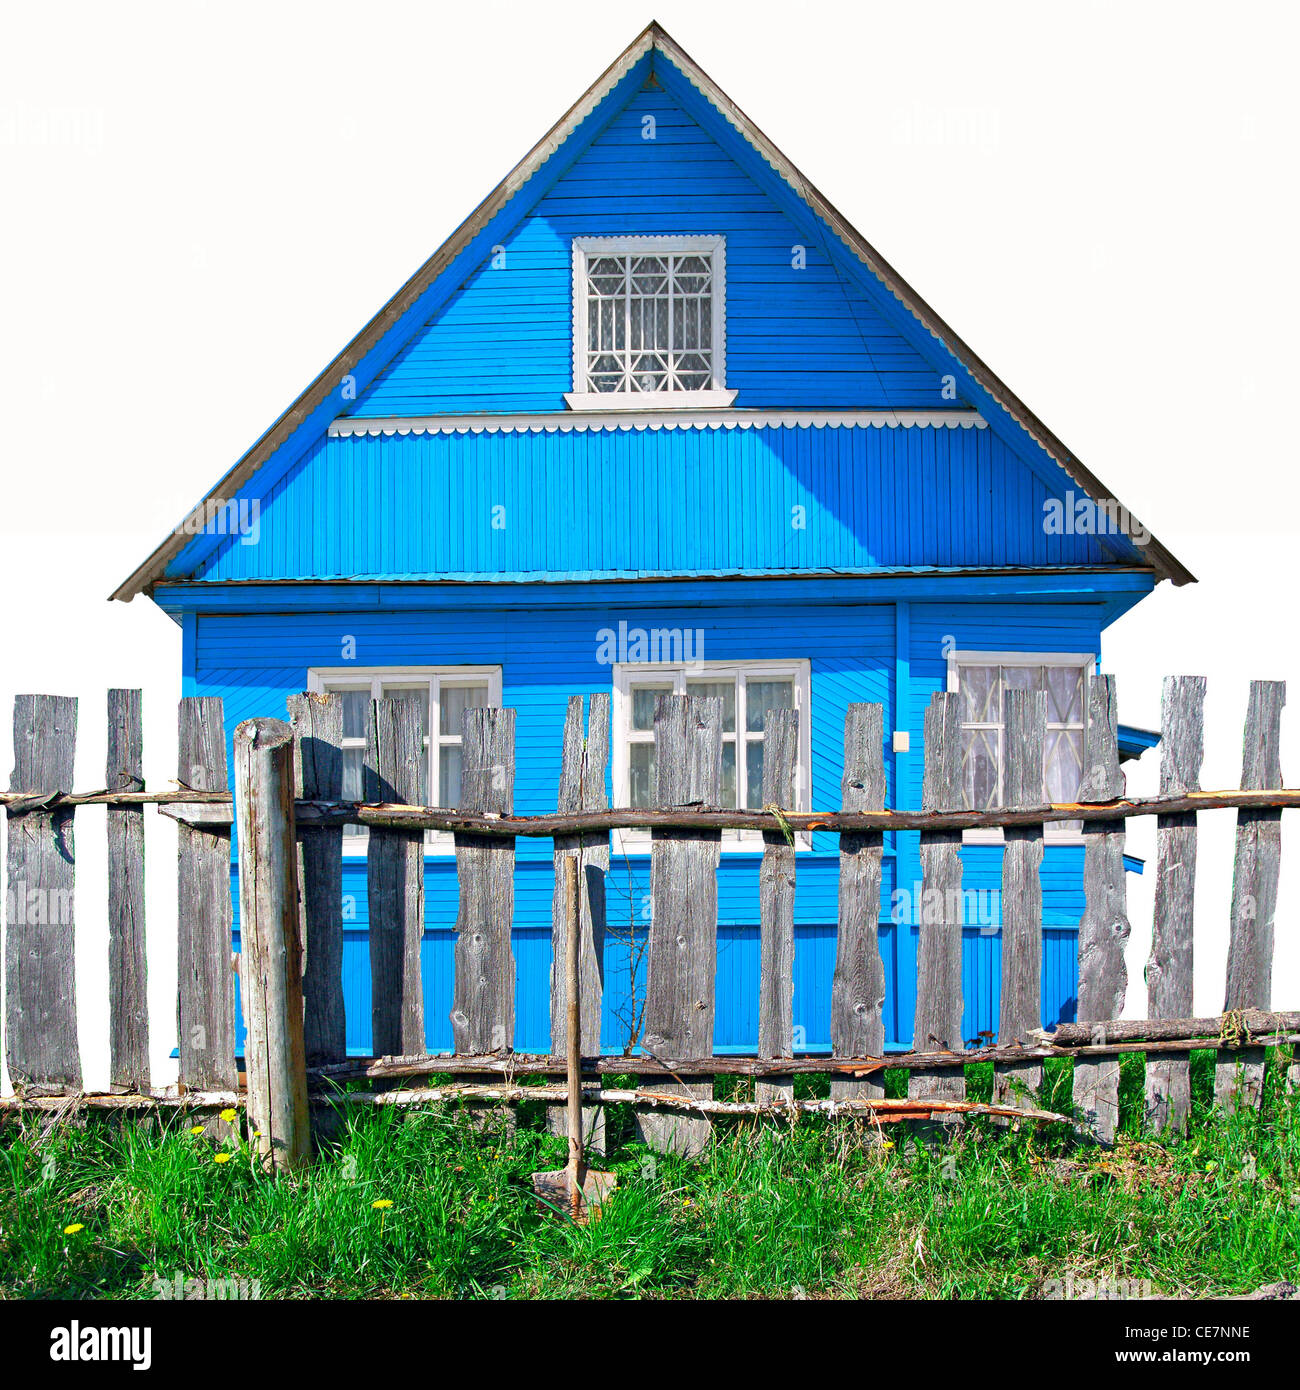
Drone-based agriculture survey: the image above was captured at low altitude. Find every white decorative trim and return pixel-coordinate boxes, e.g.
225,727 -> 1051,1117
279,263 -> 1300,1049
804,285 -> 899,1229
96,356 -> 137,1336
330,409 -> 988,438
564,389 -> 738,411
570,234 -> 727,403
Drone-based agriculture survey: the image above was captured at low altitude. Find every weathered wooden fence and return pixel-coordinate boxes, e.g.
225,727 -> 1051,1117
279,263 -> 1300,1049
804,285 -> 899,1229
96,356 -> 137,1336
2,677 -> 1298,1169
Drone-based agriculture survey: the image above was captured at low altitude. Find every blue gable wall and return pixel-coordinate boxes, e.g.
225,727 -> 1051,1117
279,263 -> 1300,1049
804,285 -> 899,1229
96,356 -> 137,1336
192,421 -> 1128,582
349,83 -> 957,418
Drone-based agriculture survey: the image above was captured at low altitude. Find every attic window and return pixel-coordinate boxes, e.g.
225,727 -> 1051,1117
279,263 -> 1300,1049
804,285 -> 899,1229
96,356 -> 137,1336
565,236 -> 737,410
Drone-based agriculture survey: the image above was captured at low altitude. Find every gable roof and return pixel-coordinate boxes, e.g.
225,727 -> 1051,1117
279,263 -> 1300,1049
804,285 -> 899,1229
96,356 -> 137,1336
111,21 -> 1194,600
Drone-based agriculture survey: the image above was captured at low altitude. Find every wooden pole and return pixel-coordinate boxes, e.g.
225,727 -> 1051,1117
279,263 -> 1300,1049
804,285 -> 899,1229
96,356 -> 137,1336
564,854 -> 582,1218
233,717 -> 311,1171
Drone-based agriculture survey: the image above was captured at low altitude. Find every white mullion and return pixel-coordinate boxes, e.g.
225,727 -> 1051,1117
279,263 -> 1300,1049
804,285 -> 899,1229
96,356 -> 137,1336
622,254 -> 632,392
667,253 -> 676,388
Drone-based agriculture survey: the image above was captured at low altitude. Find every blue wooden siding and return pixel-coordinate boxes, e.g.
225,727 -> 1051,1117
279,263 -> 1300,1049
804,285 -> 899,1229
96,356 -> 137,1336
196,589 -> 1099,1055
348,83 -> 956,418
192,422 -> 1120,583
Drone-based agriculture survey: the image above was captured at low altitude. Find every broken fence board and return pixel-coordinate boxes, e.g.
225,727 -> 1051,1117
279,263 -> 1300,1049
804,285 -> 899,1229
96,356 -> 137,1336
288,692 -> 346,1068
995,688 -> 1046,1111
5,694 -> 81,1092
549,693 -> 609,1152
639,694 -> 722,1158
1145,675 -> 1206,1134
1216,680 -> 1285,1113
366,698 -> 426,1057
177,696 -> 237,1091
1072,674 -> 1130,1144
107,688 -> 149,1093
757,706 -> 800,1106
452,707 -> 516,1055
910,692 -> 966,1107
829,704 -> 886,1103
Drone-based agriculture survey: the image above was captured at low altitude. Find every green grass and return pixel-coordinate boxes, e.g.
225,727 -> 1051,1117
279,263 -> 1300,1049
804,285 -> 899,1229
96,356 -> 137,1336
3,1051 -> 1297,1299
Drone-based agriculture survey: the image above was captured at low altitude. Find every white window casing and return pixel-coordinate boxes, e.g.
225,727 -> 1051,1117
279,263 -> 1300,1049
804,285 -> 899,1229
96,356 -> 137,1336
566,235 -> 737,410
945,651 -> 1095,844
307,666 -> 503,856
611,659 -> 812,853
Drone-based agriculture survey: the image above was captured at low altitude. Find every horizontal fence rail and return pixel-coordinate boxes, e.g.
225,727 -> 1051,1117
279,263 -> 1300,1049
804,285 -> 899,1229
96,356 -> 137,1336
0,677 -> 1296,1165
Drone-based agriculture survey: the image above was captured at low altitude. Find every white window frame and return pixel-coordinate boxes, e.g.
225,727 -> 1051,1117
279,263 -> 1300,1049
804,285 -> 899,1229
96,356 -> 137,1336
611,659 -> 812,854
307,665 -> 503,856
566,235 -> 738,411
945,651 -> 1094,845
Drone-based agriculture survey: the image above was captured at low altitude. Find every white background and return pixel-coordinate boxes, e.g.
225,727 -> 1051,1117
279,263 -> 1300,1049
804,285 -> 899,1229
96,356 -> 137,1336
1,0 -> 1296,1091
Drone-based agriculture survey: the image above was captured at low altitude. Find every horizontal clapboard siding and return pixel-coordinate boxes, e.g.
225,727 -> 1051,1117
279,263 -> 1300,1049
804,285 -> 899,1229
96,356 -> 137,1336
194,423 -> 1115,582
348,85 -> 953,417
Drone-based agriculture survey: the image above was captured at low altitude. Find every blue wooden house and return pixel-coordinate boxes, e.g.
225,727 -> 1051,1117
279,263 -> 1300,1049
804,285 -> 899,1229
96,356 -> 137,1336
113,24 -> 1193,1058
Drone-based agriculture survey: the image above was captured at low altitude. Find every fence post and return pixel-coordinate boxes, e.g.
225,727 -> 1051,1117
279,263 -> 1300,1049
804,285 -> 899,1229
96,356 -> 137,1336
5,694 -> 81,1093
995,688 -> 1046,1110
550,694 -> 609,1151
909,692 -> 965,1108
177,696 -> 237,1092
1217,680 -> 1285,1112
233,718 -> 311,1170
452,706 -> 517,1055
107,688 -> 149,1094
758,706 -> 800,1106
288,692 -> 346,1067
367,698 -> 426,1057
639,694 -> 722,1158
829,703 -> 885,1103
1146,675 -> 1206,1135
1073,674 -> 1130,1144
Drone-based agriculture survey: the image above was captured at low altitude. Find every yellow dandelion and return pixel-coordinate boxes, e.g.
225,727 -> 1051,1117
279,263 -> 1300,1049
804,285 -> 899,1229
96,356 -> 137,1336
189,1125 -> 205,1136
213,1152 -> 233,1165
372,1199 -> 393,1210
219,1108 -> 238,1123
880,1141 -> 895,1150
63,1223 -> 85,1236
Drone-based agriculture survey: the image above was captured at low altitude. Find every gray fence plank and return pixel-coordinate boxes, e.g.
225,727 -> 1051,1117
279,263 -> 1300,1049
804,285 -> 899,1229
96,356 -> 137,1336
1145,675 -> 1206,1134
178,696 -> 236,1091
994,689 -> 1047,1110
5,695 -> 81,1092
233,718 -> 311,1170
639,694 -> 722,1157
288,692 -> 346,1067
549,694 -> 610,1150
757,707 -> 801,1106
452,707 -> 516,1054
107,688 -> 149,1093
1216,680 -> 1285,1112
366,698 -> 425,1057
909,692 -> 966,1106
829,703 -> 886,1103
1073,674 -> 1130,1144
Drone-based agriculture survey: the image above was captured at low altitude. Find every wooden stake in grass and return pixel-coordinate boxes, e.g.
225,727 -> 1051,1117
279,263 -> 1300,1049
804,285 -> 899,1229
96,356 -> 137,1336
233,717 -> 311,1172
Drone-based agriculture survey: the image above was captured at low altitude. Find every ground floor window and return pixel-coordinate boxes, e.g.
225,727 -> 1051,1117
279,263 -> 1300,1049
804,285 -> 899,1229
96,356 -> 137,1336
307,666 -> 502,852
947,652 -> 1091,839
611,660 -> 811,850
